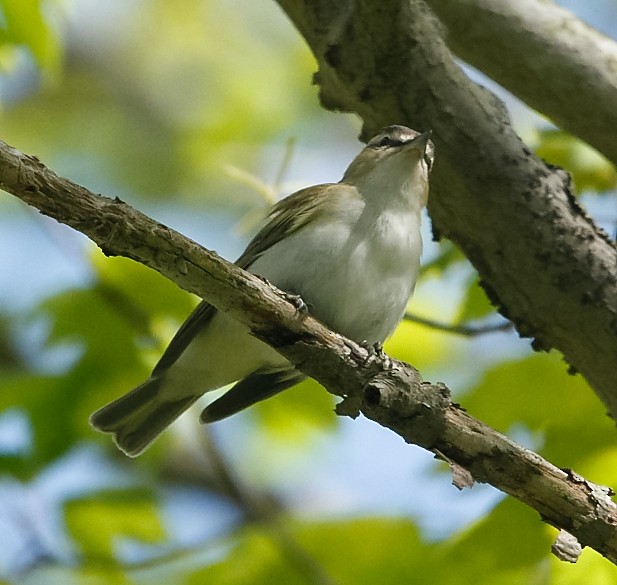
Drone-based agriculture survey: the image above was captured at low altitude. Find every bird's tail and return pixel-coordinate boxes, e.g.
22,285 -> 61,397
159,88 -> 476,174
89,377 -> 198,457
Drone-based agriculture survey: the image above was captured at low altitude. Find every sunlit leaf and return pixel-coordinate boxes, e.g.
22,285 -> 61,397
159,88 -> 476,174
187,526 -> 304,585
456,275 -> 496,323
295,518 -> 430,584
463,352 -> 616,470
0,271 -> 156,463
74,566 -> 132,585
188,517 -> 431,585
535,129 -> 617,193
92,252 -> 196,332
551,543 -> 616,584
252,378 -> 337,442
0,0 -> 61,75
385,312 -> 449,370
436,497 -> 550,585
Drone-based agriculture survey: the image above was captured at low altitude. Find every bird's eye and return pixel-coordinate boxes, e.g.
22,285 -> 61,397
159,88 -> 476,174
424,153 -> 434,172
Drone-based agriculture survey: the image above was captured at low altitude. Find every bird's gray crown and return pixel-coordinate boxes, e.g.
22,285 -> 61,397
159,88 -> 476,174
367,125 -> 419,149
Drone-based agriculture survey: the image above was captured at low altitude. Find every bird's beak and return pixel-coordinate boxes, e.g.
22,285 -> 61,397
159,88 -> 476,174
403,130 -> 432,153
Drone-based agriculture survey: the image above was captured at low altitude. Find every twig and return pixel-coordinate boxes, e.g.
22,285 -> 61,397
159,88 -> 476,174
403,312 -> 513,336
273,136 -> 297,193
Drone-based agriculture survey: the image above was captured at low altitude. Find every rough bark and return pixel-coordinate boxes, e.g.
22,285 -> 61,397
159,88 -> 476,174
424,0 -> 617,164
274,0 -> 617,417
2,138 -> 617,564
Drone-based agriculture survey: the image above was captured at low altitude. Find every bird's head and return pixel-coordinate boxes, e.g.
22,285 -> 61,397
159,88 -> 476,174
342,125 -> 434,210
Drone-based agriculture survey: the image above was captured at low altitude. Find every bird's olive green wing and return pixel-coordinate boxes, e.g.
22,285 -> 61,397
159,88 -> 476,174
234,183 -> 339,269
151,184 -> 340,376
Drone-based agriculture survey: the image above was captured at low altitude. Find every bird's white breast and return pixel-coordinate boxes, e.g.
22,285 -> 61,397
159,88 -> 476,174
249,193 -> 422,344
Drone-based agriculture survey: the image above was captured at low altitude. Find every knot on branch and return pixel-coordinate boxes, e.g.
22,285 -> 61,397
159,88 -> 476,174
358,364 -> 451,449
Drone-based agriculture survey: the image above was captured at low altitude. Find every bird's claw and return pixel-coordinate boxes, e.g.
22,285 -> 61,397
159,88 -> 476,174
283,291 -> 309,316
360,340 -> 384,355
358,340 -> 390,366
255,276 -> 309,317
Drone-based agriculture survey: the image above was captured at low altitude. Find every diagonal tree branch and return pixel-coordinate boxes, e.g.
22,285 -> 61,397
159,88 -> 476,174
274,0 -> 617,417
2,139 -> 617,564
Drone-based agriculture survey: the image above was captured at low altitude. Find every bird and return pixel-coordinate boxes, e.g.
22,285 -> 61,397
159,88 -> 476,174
90,125 -> 434,457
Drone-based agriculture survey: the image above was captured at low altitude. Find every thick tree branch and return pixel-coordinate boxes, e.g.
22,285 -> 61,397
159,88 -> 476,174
2,139 -> 617,563
274,0 -> 617,417
424,0 -> 617,164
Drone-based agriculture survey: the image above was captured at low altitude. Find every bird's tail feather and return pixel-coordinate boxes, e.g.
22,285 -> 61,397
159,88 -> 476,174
200,368 -> 305,423
90,377 -> 198,457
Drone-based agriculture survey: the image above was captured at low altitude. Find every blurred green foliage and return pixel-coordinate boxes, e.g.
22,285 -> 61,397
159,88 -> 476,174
0,0 -> 319,203
66,490 -> 165,560
535,128 -> 617,193
0,0 -> 616,584
456,275 -> 496,323
0,0 -> 60,76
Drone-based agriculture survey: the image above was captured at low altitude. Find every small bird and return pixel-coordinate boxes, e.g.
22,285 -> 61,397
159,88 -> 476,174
90,125 -> 434,456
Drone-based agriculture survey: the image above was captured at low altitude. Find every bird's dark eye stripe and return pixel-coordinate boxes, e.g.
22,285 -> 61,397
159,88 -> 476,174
374,136 -> 404,148
424,153 -> 433,170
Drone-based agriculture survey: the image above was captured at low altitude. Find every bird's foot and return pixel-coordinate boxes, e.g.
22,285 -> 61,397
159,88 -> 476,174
360,340 -> 384,355
358,340 -> 390,367
254,276 -> 309,317
282,290 -> 310,316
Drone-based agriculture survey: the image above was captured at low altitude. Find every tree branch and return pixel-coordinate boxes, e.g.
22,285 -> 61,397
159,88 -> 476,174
274,0 -> 617,418
424,0 -> 617,165
2,139 -> 617,563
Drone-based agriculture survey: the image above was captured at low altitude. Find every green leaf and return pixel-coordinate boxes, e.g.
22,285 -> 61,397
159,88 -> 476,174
456,275 -> 496,323
252,377 -> 337,441
92,252 -> 197,338
441,498 -> 548,580
0,0 -> 319,201
535,129 -> 617,193
384,312 -> 449,370
295,518 -> 430,585
65,490 -> 165,561
0,373 -> 77,470
0,0 -> 61,75
551,544 -> 617,584
188,517 -> 431,585
187,526 -> 305,585
463,352 -> 616,469
0,259 -> 168,463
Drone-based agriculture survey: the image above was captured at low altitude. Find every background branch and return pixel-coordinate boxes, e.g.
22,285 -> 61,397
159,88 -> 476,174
403,312 -> 513,337
2,138 -> 617,563
424,0 -> 617,164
